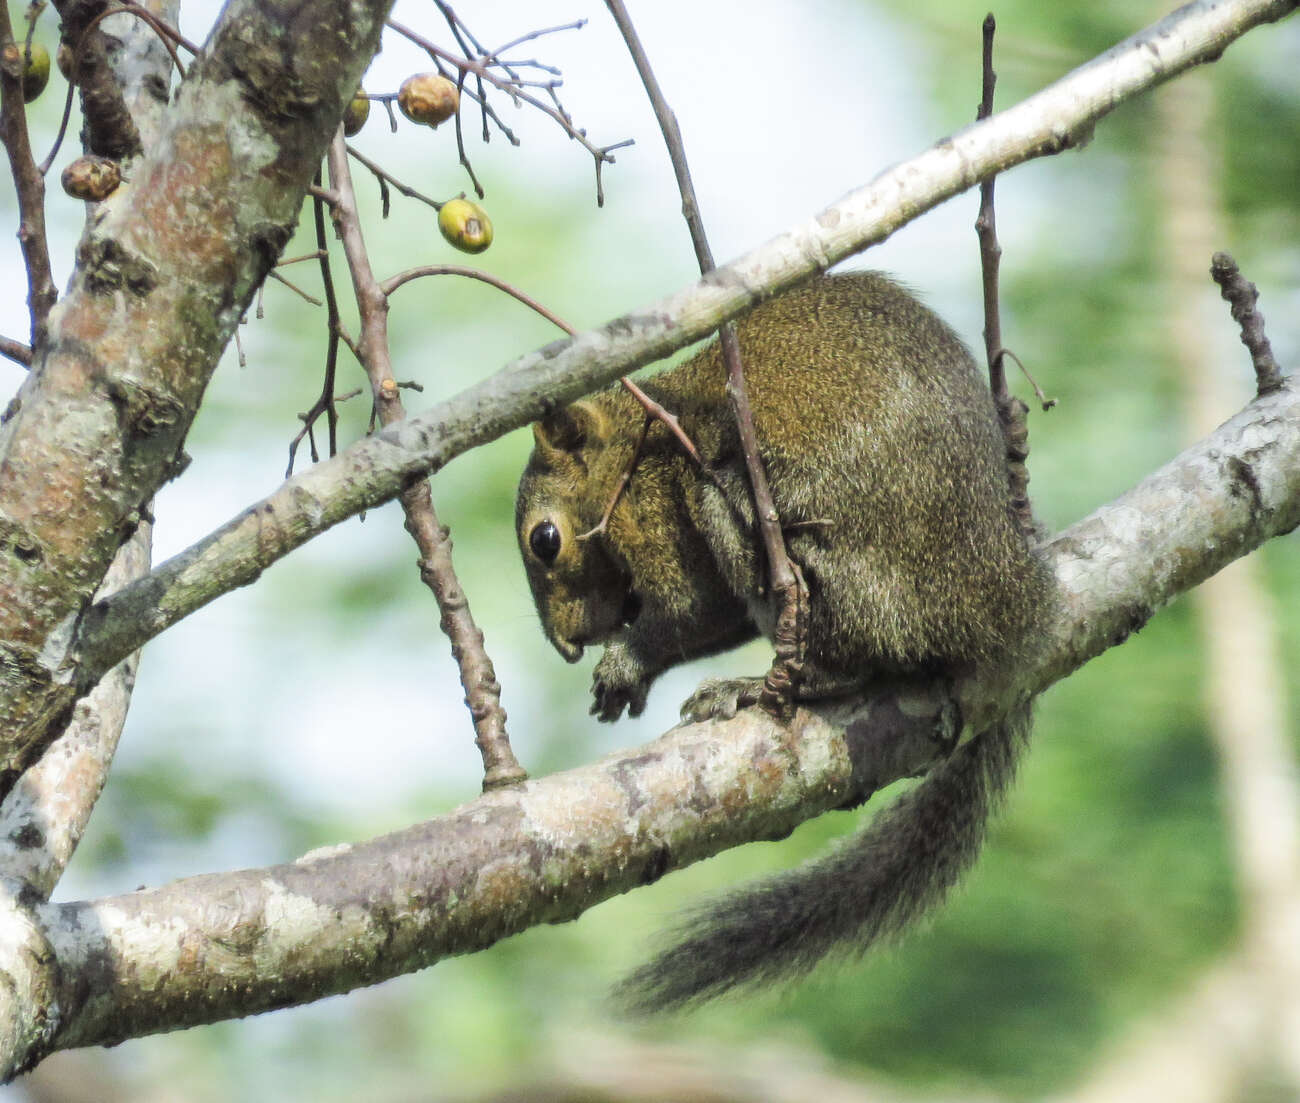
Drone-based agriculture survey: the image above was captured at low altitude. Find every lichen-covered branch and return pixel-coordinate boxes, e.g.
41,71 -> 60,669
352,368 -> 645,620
0,0 -> 173,907
0,377 -> 1293,1069
0,0 -> 395,796
71,0 -> 1300,683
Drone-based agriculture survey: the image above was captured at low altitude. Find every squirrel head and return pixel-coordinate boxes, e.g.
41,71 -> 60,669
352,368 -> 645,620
517,400 -> 637,663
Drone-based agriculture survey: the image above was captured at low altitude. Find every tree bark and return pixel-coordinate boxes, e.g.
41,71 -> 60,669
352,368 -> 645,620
0,0 -> 394,796
0,0 -> 1294,1080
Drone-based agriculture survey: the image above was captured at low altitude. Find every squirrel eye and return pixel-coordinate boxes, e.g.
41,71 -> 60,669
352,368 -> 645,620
529,520 -> 562,565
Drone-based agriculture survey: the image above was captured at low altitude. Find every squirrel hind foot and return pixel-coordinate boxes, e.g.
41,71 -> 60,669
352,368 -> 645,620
680,677 -> 765,722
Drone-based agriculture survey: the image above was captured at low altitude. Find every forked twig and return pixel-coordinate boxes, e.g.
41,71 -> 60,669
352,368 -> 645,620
325,132 -> 525,791
0,4 -> 57,351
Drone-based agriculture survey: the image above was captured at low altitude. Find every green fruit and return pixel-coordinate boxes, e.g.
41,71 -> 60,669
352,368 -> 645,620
7,41 -> 50,103
438,198 -> 493,254
343,90 -> 370,137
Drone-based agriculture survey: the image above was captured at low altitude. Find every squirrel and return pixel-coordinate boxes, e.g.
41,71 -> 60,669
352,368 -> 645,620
516,270 -> 1053,1010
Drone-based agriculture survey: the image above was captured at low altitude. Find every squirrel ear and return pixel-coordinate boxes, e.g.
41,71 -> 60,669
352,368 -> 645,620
534,400 -> 608,460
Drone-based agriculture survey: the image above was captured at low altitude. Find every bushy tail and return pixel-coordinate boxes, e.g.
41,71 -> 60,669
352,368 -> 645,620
615,704 -> 1032,1013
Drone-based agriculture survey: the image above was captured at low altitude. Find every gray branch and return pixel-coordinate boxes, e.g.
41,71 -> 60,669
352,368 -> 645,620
75,0 -> 1298,684
0,0 -> 1294,1079
0,0 -> 394,797
0,379 -> 1292,1072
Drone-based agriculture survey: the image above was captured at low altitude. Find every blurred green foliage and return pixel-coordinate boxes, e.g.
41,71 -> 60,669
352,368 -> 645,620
18,1 -> 1299,1100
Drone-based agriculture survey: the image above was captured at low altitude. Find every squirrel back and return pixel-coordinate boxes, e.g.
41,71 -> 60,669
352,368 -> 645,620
516,271 -> 1053,1006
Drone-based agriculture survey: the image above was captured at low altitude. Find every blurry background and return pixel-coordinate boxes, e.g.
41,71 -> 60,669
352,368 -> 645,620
0,0 -> 1297,1099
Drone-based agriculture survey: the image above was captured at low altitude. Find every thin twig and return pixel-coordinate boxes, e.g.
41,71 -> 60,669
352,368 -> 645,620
1209,251 -> 1284,395
35,72 -> 75,175
604,0 -> 807,717
344,142 -> 441,212
382,265 -> 574,333
277,250 -> 328,267
386,16 -> 628,206
0,6 -> 56,351
0,334 -> 32,367
286,178 -> 343,477
976,14 -> 1007,406
326,132 -> 525,791
975,12 -> 1039,539
266,269 -> 323,307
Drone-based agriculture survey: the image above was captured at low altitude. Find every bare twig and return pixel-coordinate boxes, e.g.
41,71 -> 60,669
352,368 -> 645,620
35,72 -> 75,176
0,334 -> 32,367
286,181 -> 343,477
326,132 -> 525,790
976,15 -> 1007,405
604,0 -> 807,716
266,269 -> 322,307
0,5 -> 57,351
1210,251 -> 1284,394
386,16 -> 629,205
344,142 -> 442,212
382,264 -> 573,333
975,12 -> 1039,539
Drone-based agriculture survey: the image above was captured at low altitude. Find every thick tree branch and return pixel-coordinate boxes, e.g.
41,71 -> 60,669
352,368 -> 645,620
0,378 -> 1289,1068
0,0 -> 174,907
73,0 -> 1298,685
0,0 -> 394,795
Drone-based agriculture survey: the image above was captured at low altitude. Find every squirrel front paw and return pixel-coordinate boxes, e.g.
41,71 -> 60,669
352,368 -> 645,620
591,648 -> 652,722
680,677 -> 765,722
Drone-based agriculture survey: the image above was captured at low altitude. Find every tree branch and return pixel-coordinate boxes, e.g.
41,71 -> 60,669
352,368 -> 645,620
71,0 -> 1299,688
0,0 -> 395,796
9,377 -> 1298,1065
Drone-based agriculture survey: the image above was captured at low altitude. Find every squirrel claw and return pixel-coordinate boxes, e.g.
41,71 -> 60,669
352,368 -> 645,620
680,677 -> 765,723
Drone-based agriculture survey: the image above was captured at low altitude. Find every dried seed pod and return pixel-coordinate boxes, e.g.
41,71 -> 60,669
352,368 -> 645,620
438,198 -> 493,254
398,73 -> 459,129
62,155 -> 121,202
343,90 -> 370,137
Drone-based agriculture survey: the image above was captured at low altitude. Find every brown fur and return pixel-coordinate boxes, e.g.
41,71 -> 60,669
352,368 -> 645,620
516,271 -> 1053,1007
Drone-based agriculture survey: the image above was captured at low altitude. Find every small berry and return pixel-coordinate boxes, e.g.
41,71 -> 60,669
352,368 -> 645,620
4,41 -> 50,103
61,155 -> 121,202
343,90 -> 370,137
398,73 -> 459,129
438,198 -> 493,254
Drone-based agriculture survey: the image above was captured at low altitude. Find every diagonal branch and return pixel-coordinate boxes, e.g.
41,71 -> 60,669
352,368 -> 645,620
72,0 -> 1299,687
0,0 -> 396,798
12,378 -> 1300,1065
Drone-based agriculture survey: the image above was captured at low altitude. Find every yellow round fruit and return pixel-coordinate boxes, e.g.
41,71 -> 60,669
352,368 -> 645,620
5,41 -> 50,103
438,198 -> 492,254
398,73 -> 459,129
343,90 -> 370,137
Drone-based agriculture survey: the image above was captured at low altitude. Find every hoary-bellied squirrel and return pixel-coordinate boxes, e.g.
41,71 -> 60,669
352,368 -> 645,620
516,271 -> 1052,1009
